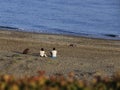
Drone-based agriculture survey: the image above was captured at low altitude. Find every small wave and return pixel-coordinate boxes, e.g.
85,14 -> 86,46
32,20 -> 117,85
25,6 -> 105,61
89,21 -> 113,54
104,34 -> 119,38
0,26 -> 19,30
33,24 -> 89,36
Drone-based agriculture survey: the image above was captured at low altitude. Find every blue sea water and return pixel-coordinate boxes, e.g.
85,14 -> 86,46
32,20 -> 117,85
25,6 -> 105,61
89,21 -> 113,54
0,0 -> 120,39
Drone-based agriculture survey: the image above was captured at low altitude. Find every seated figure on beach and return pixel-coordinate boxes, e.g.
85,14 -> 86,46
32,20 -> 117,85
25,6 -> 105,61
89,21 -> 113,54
51,48 -> 57,58
40,48 -> 47,57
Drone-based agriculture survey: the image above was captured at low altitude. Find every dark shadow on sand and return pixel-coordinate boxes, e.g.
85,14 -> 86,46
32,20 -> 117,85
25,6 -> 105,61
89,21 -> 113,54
32,53 -> 40,56
13,51 -> 22,54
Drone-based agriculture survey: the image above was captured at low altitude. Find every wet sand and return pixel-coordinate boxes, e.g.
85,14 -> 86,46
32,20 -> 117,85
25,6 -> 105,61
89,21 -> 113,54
0,29 -> 120,79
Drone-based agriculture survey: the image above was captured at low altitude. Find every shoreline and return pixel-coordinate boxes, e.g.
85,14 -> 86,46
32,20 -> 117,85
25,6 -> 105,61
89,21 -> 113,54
0,29 -> 120,79
0,27 -> 120,41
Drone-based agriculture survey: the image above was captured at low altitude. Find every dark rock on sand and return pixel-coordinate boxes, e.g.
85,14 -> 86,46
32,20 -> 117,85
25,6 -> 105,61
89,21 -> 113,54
22,48 -> 30,54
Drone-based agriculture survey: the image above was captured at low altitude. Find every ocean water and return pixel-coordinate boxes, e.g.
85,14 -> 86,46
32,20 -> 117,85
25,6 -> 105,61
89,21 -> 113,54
0,0 -> 120,39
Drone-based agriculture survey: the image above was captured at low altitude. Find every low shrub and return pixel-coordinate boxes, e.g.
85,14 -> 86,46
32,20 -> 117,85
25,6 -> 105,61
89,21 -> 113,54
0,71 -> 120,90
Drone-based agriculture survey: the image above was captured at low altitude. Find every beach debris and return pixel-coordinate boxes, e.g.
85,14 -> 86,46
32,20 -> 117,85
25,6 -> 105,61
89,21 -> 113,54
69,44 -> 76,47
22,48 -> 29,54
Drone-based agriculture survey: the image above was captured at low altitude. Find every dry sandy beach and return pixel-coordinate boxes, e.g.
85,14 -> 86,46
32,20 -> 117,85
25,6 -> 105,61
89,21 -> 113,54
0,29 -> 120,79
